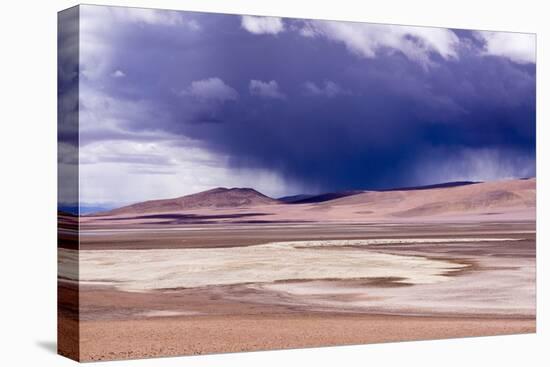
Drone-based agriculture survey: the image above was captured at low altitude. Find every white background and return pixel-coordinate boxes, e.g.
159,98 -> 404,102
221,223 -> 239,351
0,0 -> 547,365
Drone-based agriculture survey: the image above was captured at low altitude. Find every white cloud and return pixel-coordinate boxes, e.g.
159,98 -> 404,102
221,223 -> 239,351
79,139 -> 299,206
113,7 -> 184,26
303,80 -> 349,97
111,70 -> 126,78
82,5 -> 187,27
79,5 -> 199,81
78,85 -> 176,147
241,15 -> 285,35
76,86 -> 297,205
187,19 -> 201,31
299,20 -> 459,67
477,31 -> 536,64
183,77 -> 239,102
249,80 -> 286,99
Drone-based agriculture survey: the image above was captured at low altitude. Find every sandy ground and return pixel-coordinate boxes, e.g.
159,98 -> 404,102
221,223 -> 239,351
58,220 -> 536,361
78,314 -> 535,361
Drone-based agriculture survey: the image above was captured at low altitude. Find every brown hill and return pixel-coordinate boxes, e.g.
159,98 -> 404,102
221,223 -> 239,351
100,187 -> 278,216
315,178 -> 535,218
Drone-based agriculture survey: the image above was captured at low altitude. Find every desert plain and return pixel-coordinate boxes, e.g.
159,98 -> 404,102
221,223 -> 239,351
58,178 -> 536,361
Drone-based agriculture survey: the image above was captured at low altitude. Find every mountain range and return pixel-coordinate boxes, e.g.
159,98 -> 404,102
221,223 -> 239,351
90,178 -> 535,223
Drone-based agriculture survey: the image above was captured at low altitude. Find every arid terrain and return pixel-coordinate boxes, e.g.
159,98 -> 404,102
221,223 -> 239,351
58,178 -> 536,361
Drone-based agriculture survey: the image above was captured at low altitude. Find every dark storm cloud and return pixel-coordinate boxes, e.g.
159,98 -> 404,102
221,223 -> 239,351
80,6 -> 536,192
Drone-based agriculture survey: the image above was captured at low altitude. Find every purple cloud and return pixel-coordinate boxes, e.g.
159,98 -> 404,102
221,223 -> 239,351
75,5 -> 535,199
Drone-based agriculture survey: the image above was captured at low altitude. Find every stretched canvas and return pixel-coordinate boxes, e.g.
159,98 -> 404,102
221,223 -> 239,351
58,4 -> 537,362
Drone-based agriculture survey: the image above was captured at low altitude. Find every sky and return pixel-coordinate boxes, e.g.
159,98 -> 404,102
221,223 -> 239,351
59,5 -> 536,207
